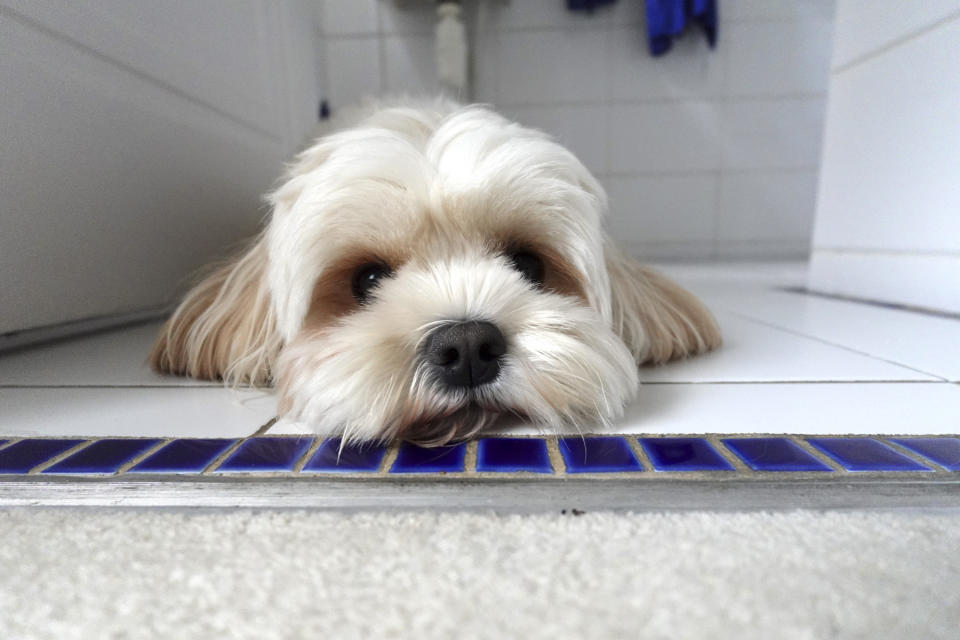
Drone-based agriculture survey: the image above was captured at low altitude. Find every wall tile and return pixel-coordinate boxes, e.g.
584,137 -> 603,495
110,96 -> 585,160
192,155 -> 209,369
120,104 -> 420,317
325,37 -> 381,107
383,35 -> 438,94
605,174 -> 718,245
501,104 -> 608,175
609,102 -> 722,173
725,20 -> 833,96
725,0 -> 837,23
378,0 -> 436,35
719,170 -> 818,242
721,98 -> 825,169
481,1 -> 612,31
497,29 -> 607,105
321,0 -> 379,36
609,27 -> 724,101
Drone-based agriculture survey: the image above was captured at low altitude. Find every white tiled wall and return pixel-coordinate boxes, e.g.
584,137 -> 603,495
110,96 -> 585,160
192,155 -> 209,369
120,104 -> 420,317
316,0 -> 835,260
808,3 -> 960,313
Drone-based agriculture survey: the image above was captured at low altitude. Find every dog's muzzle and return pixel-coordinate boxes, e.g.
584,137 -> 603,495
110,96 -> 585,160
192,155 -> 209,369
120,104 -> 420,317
424,320 -> 506,389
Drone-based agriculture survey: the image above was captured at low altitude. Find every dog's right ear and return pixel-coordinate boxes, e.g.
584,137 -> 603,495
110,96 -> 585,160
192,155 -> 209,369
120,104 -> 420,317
149,233 -> 280,385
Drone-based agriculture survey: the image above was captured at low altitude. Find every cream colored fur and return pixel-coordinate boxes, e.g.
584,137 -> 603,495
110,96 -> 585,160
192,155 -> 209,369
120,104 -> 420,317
151,99 -> 720,443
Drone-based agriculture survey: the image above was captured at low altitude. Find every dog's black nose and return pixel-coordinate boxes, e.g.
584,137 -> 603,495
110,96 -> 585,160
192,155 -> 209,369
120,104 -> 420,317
424,321 -> 506,389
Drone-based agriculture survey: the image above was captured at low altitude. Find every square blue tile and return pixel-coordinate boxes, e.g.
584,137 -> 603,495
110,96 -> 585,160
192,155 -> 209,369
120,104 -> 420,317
558,437 -> 642,473
302,438 -> 387,473
389,442 -> 466,473
889,437 -> 960,471
807,438 -> 932,472
44,438 -> 164,474
216,437 -> 314,472
0,439 -> 86,474
476,438 -> 552,473
639,437 -> 734,471
128,438 -> 238,474
723,438 -> 832,472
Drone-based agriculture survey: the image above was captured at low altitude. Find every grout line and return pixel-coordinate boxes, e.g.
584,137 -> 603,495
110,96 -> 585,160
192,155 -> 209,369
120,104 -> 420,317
463,440 -> 478,476
724,310 -> 950,382
707,435 -> 752,473
292,437 -> 323,474
879,438 -> 948,474
378,442 -> 401,476
29,439 -> 93,474
625,436 -> 652,472
0,438 -> 22,453
831,9 -> 960,75
252,417 -> 279,436
790,436 -> 845,472
116,439 -> 171,475
202,437 -> 248,475
544,437 -> 566,475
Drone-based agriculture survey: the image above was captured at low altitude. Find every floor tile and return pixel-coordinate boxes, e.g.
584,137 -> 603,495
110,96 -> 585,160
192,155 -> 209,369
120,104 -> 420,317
128,438 -> 238,474
639,438 -> 734,471
302,438 -> 387,473
558,437 -> 642,473
0,439 -> 86,474
0,388 -> 275,437
888,438 -> 960,472
0,322 -> 215,387
476,438 -> 552,473
216,437 -> 314,473
806,438 -> 933,472
389,443 -> 467,473
638,311 -> 933,383
43,438 -> 163,474
723,438 -> 832,472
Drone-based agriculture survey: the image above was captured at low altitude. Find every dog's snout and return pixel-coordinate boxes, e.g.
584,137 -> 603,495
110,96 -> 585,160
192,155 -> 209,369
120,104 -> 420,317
425,321 -> 506,389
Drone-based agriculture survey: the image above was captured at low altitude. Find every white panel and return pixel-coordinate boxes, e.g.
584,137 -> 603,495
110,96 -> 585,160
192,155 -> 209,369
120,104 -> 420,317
383,35 -> 438,95
832,0 -> 958,68
609,27 -> 724,101
721,98 -> 826,169
609,103 -> 722,173
718,170 -> 818,242
497,29 -> 607,105
0,11 -> 289,334
325,37 -> 381,107
605,175 -> 718,246
812,17 -> 960,253
725,20 -> 833,96
501,105 -> 609,176
809,251 -> 960,316
320,0 -> 378,36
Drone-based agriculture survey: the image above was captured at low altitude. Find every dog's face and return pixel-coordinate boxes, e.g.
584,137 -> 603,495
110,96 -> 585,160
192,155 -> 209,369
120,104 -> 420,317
151,102 -> 720,445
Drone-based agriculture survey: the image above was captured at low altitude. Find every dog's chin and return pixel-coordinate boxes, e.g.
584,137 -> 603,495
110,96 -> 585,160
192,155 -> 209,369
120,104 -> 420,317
396,401 -> 522,447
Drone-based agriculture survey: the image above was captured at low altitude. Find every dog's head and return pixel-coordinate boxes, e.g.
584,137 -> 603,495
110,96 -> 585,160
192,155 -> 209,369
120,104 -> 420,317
151,101 -> 720,444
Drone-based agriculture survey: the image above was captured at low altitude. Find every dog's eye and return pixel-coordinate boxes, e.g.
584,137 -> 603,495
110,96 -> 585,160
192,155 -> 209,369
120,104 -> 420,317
351,262 -> 393,303
508,251 -> 545,287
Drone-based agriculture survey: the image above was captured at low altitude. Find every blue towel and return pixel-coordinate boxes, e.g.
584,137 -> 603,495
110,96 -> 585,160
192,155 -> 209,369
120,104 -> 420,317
646,0 -> 717,56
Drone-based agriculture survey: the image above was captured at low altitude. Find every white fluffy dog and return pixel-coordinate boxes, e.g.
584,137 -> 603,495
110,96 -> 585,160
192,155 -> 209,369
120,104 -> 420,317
151,100 -> 720,445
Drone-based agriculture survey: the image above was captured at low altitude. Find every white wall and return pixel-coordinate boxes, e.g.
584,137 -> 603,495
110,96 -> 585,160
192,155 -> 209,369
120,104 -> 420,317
808,2 -> 960,313
317,0 -> 835,261
0,0 -> 322,335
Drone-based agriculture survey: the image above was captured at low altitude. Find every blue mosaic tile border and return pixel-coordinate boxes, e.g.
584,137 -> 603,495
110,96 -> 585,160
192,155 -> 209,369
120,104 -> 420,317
0,435 -> 957,477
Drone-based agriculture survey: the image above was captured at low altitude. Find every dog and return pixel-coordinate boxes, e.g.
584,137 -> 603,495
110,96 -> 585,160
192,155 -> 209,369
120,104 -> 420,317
150,99 -> 720,445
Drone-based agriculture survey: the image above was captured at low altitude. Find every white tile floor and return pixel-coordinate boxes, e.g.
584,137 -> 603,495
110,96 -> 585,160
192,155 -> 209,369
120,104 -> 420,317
1,263 -> 957,438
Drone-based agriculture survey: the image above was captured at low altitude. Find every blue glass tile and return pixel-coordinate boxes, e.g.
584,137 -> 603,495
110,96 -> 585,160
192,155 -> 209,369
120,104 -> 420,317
0,439 -> 86,474
807,438 -> 932,472
302,438 -> 387,473
476,438 -> 552,473
216,437 -> 314,472
389,442 -> 466,473
44,438 -> 163,474
558,437 -> 642,473
889,438 -> 960,471
639,437 -> 734,471
723,438 -> 832,472
128,438 -> 238,474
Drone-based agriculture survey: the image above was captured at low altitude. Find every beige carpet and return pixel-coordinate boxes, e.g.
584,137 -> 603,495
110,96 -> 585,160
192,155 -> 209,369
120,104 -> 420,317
1,508 -> 958,639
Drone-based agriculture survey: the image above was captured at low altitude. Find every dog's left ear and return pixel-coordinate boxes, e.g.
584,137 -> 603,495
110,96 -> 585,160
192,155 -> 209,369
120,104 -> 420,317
606,245 -> 721,365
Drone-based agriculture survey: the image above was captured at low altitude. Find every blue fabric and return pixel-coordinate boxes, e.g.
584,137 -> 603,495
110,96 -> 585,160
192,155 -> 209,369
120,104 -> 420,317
646,0 -> 717,56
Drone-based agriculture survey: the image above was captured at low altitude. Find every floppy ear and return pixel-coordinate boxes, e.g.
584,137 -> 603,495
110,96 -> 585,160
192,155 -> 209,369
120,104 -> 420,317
606,245 -> 721,365
149,232 -> 280,385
